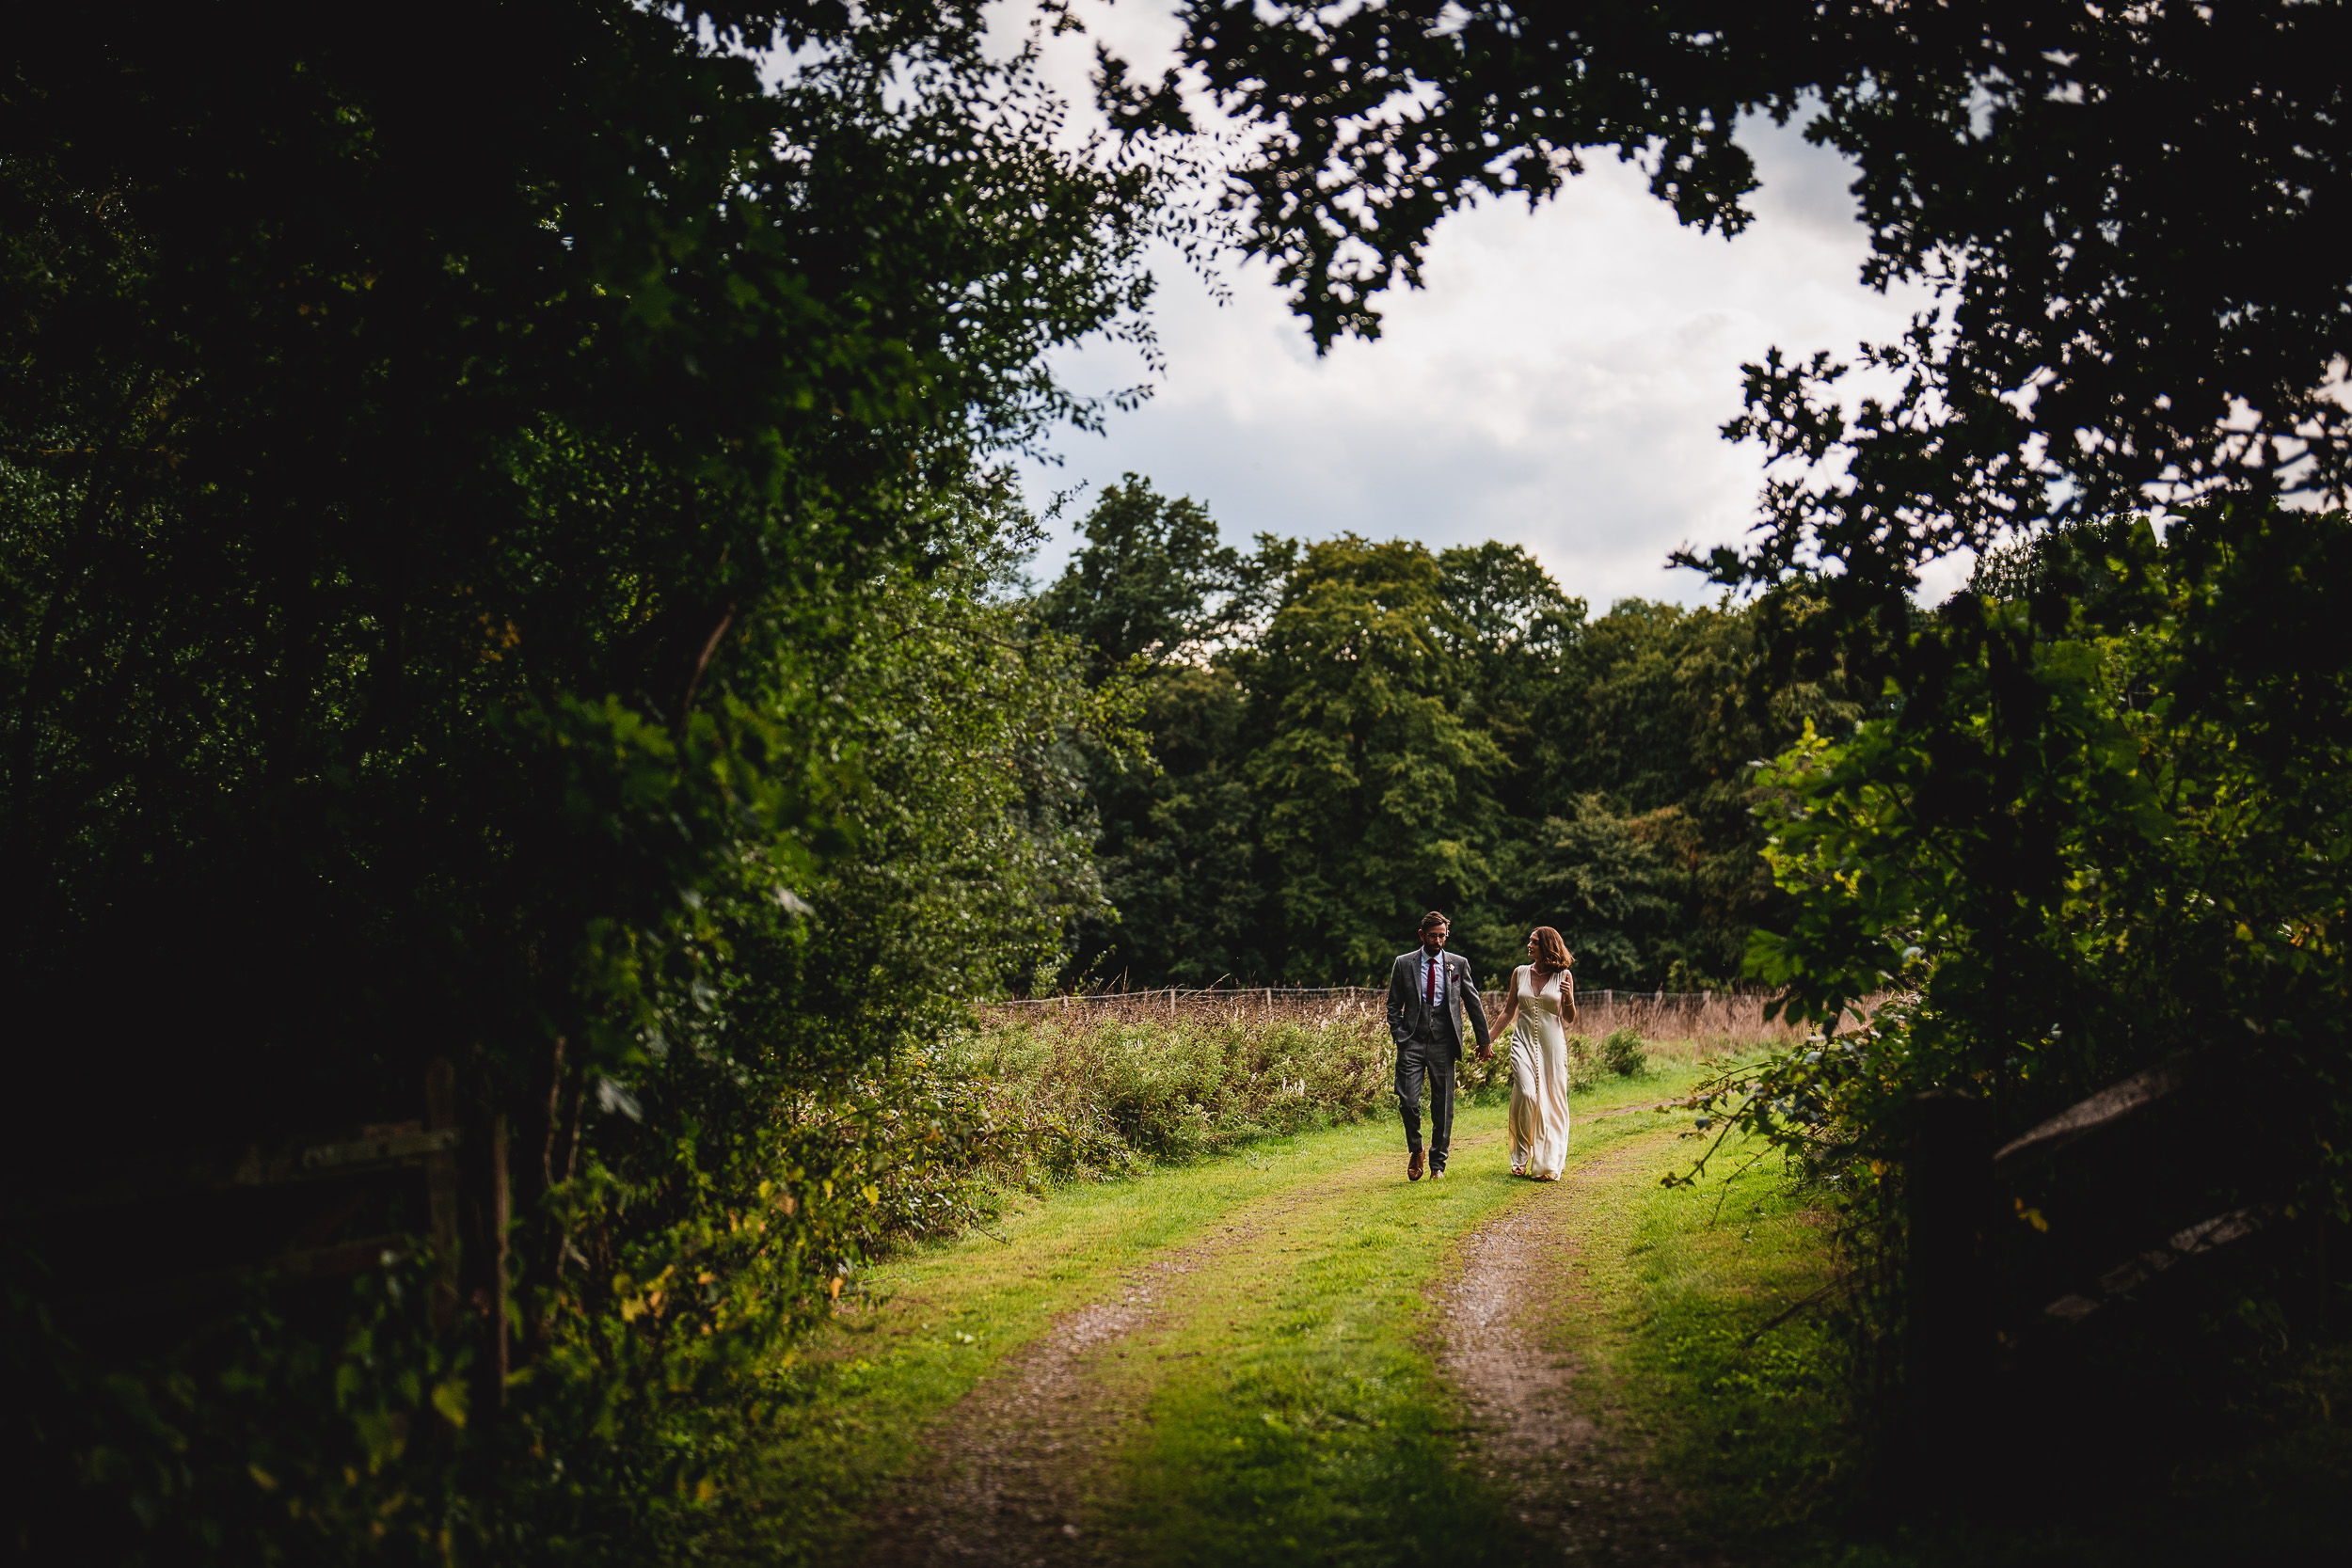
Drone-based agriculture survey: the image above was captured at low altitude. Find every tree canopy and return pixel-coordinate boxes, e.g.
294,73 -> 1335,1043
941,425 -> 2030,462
1122,0 -> 2352,609
4,0 -> 1162,1140
1046,478 -> 1867,989
5,5 -> 1161,1557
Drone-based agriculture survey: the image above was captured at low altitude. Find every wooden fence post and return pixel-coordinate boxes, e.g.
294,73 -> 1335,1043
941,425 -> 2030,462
2314,1208 -> 2331,1339
438,1055 -> 515,1419
489,1112 -> 510,1406
1907,1090 -> 1996,1499
424,1057 -> 460,1331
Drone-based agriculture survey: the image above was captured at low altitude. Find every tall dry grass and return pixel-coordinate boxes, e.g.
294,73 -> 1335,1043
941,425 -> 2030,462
953,987 -> 1831,1188
984,987 -> 1820,1066
1556,990 -> 1820,1067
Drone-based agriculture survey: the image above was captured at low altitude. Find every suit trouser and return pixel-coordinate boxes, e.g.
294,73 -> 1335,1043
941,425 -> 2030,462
1395,1039 -> 1455,1166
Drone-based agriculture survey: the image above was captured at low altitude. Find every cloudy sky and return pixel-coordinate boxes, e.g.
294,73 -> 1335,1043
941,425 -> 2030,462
1004,3 -> 1961,609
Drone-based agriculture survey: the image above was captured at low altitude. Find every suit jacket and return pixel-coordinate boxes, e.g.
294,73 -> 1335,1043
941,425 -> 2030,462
1385,948 -> 1491,1063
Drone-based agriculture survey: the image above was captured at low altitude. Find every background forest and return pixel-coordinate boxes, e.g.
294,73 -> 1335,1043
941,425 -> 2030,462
1038,477 -> 1870,991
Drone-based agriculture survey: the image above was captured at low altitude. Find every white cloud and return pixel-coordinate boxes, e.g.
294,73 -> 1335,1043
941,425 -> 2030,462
1001,4 -> 1938,609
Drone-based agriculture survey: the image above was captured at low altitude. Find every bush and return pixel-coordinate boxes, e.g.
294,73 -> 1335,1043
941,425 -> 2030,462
1600,1027 -> 1650,1078
949,1005 -> 1406,1182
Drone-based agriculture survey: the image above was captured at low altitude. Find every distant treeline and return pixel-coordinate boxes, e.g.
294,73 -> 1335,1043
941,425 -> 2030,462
1035,477 -> 1876,991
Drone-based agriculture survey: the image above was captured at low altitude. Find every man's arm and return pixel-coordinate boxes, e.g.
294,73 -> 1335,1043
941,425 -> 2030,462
1457,958 -> 1493,1056
1385,957 -> 1412,1048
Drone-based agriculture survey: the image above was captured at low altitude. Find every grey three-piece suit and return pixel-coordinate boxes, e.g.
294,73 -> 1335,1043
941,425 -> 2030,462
1383,947 -> 1492,1170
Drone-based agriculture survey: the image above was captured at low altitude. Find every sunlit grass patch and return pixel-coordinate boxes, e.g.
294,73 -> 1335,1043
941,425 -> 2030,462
1092,1106 -> 1680,1568
1613,1138 -> 1863,1547
728,1113 -> 1423,1562
1103,1226 -> 1517,1565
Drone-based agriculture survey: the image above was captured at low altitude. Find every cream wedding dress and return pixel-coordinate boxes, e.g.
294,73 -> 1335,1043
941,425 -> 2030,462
1507,964 -> 1575,1180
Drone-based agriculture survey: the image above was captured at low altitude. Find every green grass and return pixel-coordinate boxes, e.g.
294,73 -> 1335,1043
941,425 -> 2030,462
1549,1131 -> 1862,1554
1091,1104 -> 1690,1567
734,1063 -> 1714,1564
1086,1116 -> 1527,1566
745,1035 -> 2352,1568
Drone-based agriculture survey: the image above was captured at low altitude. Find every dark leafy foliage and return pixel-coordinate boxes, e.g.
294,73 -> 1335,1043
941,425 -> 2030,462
1136,1 -> 2352,605
4,0 -> 1158,1139
1729,505 -> 2352,1179
1687,505 -> 2352,1510
3,3 -> 1160,1560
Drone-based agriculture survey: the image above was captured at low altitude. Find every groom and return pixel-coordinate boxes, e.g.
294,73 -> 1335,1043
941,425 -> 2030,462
1385,911 -> 1492,1181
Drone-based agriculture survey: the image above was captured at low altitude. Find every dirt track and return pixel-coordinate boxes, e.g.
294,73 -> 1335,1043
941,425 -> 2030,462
862,1140 -> 1447,1565
1438,1136 -> 1729,1565
853,1108 -> 1720,1567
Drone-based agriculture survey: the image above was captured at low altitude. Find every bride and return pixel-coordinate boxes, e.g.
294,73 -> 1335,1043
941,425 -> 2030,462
1487,927 -> 1578,1180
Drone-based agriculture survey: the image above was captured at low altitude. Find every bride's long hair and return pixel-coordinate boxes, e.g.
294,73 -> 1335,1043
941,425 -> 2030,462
1530,927 -> 1573,990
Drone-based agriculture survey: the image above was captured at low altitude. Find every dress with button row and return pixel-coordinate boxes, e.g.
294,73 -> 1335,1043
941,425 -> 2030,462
1506,963 -> 1574,1180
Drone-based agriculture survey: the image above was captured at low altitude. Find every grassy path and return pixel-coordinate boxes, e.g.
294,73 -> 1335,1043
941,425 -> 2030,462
751,1060 -> 2352,1568
751,1068 -> 1782,1567
1089,1107 -> 1724,1568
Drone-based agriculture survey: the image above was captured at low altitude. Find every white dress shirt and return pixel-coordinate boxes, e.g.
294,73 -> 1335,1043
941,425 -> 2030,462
1418,947 -> 1448,1007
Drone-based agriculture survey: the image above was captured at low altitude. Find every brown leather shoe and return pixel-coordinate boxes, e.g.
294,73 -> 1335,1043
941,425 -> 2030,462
1407,1148 -> 1425,1181
1430,1165 -> 1447,1180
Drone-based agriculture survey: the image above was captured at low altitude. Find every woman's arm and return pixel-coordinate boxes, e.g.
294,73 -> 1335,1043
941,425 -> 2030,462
1562,970 -> 1578,1026
1489,965 -> 1522,1037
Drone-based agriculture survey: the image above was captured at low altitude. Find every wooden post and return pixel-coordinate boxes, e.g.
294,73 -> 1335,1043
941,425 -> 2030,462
1907,1090 -> 1996,1500
539,1044 -> 585,1291
2314,1207 -> 2330,1339
533,1035 -> 568,1196
437,1053 -> 515,1419
424,1057 -> 461,1331
489,1112 -> 510,1406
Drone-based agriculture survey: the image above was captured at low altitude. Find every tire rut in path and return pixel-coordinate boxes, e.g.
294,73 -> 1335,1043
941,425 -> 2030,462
1438,1131 -> 1731,1566
854,1269 -> 1165,1567
857,1136 -> 1456,1568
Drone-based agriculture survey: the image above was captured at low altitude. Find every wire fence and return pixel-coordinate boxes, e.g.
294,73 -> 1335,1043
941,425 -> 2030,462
985,985 -> 1844,1050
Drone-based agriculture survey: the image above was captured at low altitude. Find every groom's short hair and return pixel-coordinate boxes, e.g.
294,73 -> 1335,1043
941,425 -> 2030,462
1417,910 -> 1449,933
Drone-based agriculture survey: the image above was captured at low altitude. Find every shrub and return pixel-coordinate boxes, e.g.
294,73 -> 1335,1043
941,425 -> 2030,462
1600,1027 -> 1651,1078
948,1006 -> 1406,1182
